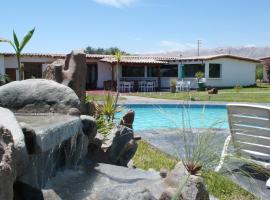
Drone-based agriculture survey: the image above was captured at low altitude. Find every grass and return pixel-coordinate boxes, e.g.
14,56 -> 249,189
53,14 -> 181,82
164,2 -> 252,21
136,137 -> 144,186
85,93 -> 126,102
131,83 -> 270,103
133,140 -> 257,200
133,140 -> 178,170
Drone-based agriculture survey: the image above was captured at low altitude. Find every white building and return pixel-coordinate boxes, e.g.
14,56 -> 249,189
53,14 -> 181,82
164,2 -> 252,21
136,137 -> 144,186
0,53 -> 260,90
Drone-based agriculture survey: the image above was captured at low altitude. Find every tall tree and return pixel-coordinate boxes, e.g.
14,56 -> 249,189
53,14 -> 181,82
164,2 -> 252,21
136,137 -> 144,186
0,28 -> 35,80
85,46 -> 129,55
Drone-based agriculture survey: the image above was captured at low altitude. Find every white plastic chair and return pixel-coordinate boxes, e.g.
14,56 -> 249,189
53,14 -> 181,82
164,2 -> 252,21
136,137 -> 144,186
176,81 -> 184,92
183,81 -> 191,91
146,81 -> 155,92
215,104 -> 270,188
139,81 -> 147,92
120,81 -> 132,93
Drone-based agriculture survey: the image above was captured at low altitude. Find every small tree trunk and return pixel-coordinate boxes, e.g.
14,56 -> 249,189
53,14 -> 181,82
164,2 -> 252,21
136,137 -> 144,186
116,62 -> 120,92
17,55 -> 23,80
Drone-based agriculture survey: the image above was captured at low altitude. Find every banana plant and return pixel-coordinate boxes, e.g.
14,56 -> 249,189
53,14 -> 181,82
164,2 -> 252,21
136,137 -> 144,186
0,28 -> 35,80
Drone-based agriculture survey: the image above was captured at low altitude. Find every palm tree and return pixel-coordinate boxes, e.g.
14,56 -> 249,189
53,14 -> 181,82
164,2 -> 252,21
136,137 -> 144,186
114,51 -> 123,92
0,28 -> 35,80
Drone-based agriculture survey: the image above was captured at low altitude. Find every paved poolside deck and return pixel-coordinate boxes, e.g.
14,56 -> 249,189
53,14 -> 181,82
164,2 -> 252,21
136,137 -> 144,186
118,95 -> 270,106
136,128 -> 270,200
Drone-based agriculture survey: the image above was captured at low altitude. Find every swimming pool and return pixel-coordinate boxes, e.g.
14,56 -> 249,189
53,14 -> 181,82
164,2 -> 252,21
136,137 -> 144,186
117,104 -> 229,131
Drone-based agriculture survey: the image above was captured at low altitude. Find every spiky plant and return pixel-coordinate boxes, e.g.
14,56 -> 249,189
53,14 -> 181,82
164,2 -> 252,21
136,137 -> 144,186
0,28 -> 35,80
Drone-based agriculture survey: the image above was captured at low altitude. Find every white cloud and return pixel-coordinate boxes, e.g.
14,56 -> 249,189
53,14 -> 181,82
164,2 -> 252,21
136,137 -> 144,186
93,0 -> 136,8
159,40 -> 197,51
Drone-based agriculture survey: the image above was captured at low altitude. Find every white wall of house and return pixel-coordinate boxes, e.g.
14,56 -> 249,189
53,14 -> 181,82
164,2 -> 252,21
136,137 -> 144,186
97,61 -> 112,88
204,58 -> 256,87
0,55 -> 5,75
171,58 -> 257,88
4,56 -> 56,80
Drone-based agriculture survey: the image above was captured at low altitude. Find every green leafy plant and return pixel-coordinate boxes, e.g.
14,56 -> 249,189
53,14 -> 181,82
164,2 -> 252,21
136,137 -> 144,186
170,79 -> 177,87
195,71 -> 204,83
95,93 -> 123,122
0,74 -> 10,85
256,65 -> 263,87
170,79 -> 177,93
90,93 -> 124,135
0,28 -> 35,80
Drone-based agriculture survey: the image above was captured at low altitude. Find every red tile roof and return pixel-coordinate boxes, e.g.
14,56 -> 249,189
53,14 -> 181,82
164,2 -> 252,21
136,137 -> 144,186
0,53 -> 260,63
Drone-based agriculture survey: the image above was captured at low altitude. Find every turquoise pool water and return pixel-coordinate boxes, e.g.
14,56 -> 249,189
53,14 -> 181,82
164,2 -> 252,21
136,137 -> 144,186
117,104 -> 229,131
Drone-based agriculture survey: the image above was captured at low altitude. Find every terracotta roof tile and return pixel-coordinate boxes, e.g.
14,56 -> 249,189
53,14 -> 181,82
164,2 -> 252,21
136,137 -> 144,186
0,53 -> 260,63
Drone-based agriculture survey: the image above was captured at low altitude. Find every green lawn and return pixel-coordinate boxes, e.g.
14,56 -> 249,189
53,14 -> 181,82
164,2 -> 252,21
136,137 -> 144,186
131,83 -> 270,103
85,93 -> 126,102
133,141 -> 257,200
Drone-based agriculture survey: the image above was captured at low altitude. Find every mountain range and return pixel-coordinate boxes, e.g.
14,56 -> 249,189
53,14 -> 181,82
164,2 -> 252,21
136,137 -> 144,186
145,46 -> 270,59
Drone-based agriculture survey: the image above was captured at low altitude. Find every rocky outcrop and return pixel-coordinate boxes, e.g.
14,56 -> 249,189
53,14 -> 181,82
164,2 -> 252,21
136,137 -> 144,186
16,114 -> 90,189
0,79 -> 81,114
162,162 -> 210,200
105,125 -> 138,166
120,110 -> 135,129
0,126 -> 15,200
208,88 -> 218,94
80,115 -> 97,141
46,163 -> 164,200
44,50 -> 87,106
0,107 -> 29,177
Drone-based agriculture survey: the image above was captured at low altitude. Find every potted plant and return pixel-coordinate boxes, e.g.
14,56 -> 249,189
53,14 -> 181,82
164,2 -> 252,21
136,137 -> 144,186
170,79 -> 177,93
195,71 -> 205,91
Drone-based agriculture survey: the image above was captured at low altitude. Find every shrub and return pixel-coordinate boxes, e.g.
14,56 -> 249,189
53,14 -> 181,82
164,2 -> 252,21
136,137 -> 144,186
195,71 -> 204,82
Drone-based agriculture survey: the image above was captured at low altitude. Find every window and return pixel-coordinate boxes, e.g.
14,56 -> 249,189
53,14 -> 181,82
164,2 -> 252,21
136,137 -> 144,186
23,63 -> 42,79
122,66 -> 144,77
160,65 -> 178,77
209,63 -> 221,78
183,64 -> 205,78
147,66 -> 159,77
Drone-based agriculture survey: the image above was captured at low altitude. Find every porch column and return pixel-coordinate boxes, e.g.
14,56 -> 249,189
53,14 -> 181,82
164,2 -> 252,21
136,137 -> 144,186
42,63 -> 48,77
178,63 -> 182,80
205,62 -> 209,78
0,55 -> 5,75
157,65 -> 161,90
144,65 -> 147,78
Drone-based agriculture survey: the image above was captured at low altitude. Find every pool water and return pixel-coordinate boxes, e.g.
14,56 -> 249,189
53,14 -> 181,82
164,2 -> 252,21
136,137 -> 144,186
117,104 -> 229,131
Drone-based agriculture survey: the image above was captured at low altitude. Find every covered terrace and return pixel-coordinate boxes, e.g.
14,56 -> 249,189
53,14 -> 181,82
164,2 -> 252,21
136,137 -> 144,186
100,56 -> 178,92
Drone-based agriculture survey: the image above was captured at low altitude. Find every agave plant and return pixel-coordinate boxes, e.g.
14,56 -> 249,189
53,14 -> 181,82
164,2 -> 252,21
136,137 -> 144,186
0,28 -> 35,80
95,93 -> 123,122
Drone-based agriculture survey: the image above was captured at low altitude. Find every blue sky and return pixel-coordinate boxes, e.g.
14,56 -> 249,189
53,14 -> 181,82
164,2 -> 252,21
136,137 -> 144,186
0,0 -> 270,54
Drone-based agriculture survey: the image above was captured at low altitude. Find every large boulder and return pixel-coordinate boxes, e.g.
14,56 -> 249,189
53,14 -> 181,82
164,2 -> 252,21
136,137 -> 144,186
0,126 -> 15,200
45,163 -> 164,200
44,50 -> 87,106
0,79 -> 81,114
120,110 -> 135,129
0,107 -> 28,177
106,125 -> 138,166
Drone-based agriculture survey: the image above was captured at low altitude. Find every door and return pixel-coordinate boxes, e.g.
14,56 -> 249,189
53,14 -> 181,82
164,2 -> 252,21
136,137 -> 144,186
5,68 -> 17,81
86,63 -> 98,90
23,62 -> 42,79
